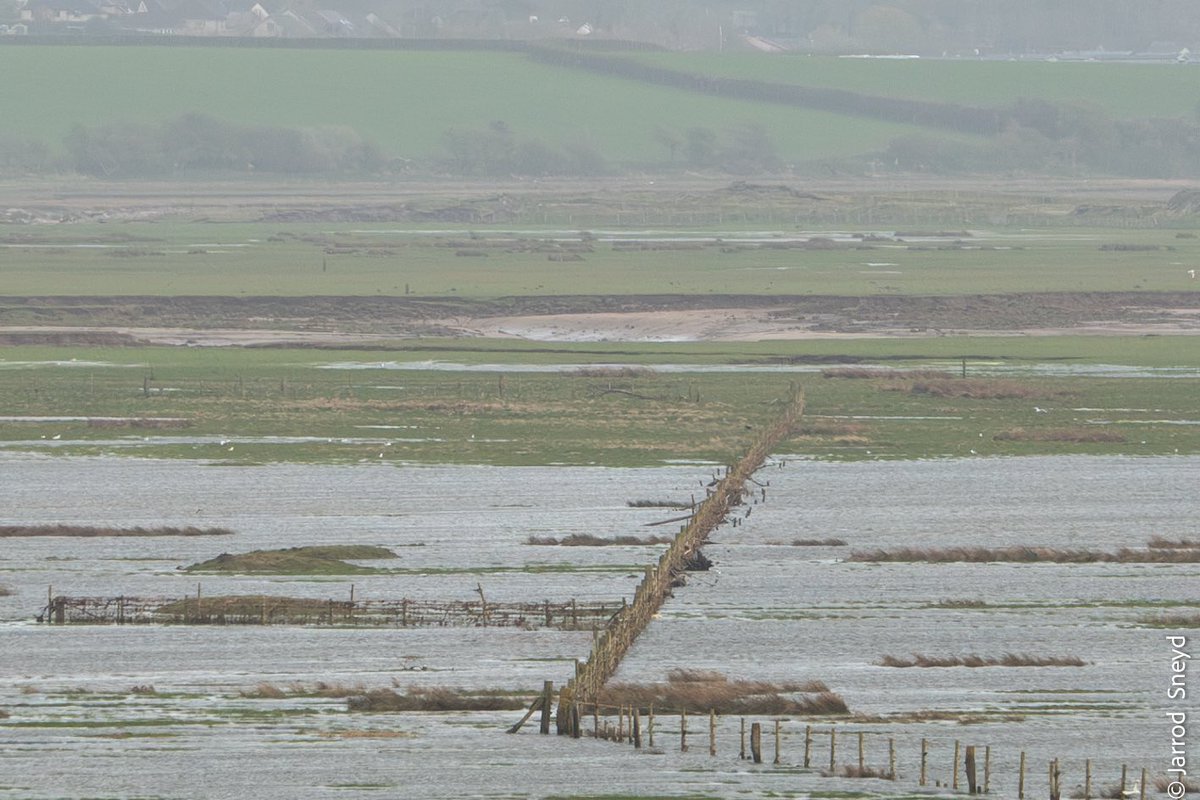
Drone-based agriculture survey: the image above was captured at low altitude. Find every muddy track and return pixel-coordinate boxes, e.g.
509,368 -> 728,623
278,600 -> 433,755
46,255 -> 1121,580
1,291 -> 1198,344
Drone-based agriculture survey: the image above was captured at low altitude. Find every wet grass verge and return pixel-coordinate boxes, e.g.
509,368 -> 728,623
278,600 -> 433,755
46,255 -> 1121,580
184,545 -> 396,575
1136,612 -> 1200,628
597,668 -> 848,716
347,687 -> 527,712
0,525 -> 233,537
993,427 -> 1126,443
849,546 -> 1200,563
526,533 -> 674,546
878,653 -> 1087,668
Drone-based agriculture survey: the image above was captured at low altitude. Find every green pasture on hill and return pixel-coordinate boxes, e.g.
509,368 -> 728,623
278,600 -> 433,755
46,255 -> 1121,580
633,53 -> 1200,120
0,222 -> 1197,297
0,45 -> 938,164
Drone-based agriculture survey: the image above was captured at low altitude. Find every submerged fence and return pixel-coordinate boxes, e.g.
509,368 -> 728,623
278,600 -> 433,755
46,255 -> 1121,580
37,592 -> 620,630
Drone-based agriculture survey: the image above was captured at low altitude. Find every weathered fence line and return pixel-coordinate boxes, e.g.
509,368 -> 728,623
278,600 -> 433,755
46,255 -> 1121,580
543,388 -> 805,733
37,592 -> 618,630
568,713 -> 1158,799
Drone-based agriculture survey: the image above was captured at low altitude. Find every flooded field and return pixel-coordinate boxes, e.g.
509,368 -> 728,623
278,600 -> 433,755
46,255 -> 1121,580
1,453 -> 1194,799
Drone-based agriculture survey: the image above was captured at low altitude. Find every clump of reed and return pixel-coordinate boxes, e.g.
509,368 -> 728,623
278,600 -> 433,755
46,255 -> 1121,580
596,668 -> 847,716
822,367 -> 951,380
1154,776 -> 1199,794
626,499 -> 690,509
241,681 -> 368,699
822,765 -> 894,780
907,379 -> 1062,400
790,538 -> 848,547
526,533 -> 673,546
0,584 -> 12,597
849,546 -> 1200,564
128,685 -> 157,695
347,687 -> 526,712
1148,536 -> 1200,549
993,427 -> 1126,443
0,525 -> 233,538
1136,612 -> 1200,628
877,653 -> 1086,668
573,366 -> 656,378
927,599 -> 989,608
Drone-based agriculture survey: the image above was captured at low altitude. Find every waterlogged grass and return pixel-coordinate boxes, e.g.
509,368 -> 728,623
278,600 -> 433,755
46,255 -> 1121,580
3,221 -> 1200,296
0,341 -> 1198,466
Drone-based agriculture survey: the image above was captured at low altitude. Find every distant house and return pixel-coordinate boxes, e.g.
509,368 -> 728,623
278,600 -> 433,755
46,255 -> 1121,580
314,8 -> 352,36
20,0 -> 102,23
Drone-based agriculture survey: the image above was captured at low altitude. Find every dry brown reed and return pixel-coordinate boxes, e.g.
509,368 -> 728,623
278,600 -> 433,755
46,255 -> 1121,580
595,669 -> 846,715
0,525 -> 233,537
791,538 -> 848,547
1154,776 -> 1199,793
526,533 -> 674,546
347,687 -> 526,712
1148,536 -> 1200,549
878,653 -> 1086,668
908,379 -> 1061,400
0,584 -> 11,597
849,546 -> 1200,564
242,682 -> 368,699
822,367 -> 951,379
1137,612 -> 1200,628
822,765 -> 894,779
626,499 -> 690,509
993,427 -> 1126,443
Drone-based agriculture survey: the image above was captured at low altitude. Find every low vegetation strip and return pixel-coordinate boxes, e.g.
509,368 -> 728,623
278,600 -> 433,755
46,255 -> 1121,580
526,534 -> 674,546
596,669 -> 847,716
878,653 -> 1087,668
184,545 -> 396,574
348,687 -> 526,712
0,525 -> 233,537
848,546 -> 1200,564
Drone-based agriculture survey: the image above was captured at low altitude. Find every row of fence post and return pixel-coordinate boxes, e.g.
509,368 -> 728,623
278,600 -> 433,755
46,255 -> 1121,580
554,707 -> 1152,800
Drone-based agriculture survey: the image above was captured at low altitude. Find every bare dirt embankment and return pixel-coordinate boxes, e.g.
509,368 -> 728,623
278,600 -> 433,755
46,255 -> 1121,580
2,292 -> 1199,345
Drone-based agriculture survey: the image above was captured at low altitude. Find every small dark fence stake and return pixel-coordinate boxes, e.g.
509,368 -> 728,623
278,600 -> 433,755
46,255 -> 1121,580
750,722 -> 762,764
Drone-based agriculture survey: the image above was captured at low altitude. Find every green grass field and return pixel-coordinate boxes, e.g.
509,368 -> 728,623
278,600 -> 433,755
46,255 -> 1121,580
0,45 -> 937,165
633,53 -> 1200,120
2,222 -> 1197,297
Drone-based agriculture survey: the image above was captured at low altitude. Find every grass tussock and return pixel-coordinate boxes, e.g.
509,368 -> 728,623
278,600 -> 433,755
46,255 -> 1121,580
1148,536 -> 1200,549
185,545 -> 397,574
1137,612 -> 1200,628
907,379 -> 1061,400
790,538 -> 848,547
849,546 -> 1200,564
526,533 -> 674,546
822,765 -> 894,780
596,669 -> 846,716
0,525 -> 233,538
347,687 -> 525,712
993,427 -> 1126,443
0,584 -> 12,597
822,367 -> 951,380
878,653 -> 1086,668
626,499 -> 690,509
129,685 -> 157,695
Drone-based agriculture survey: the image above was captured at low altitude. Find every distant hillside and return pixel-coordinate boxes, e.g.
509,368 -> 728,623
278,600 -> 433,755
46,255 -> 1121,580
1,41 -> 1197,178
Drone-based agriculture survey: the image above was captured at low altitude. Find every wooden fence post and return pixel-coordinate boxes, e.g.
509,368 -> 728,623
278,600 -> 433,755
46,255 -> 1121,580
889,738 -> 896,780
1139,767 -> 1147,800
648,704 -> 654,748
1084,759 -> 1091,800
633,708 -> 642,749
920,738 -> 928,786
804,725 -> 812,768
965,745 -> 978,794
984,745 -> 991,793
1119,765 -> 1127,798
709,710 -> 717,757
750,722 -> 762,764
953,740 -> 961,791
830,728 -> 837,771
858,732 -> 865,772
774,719 -> 781,765
1019,751 -> 1026,799
539,681 -> 552,735
681,711 -> 688,752
740,718 -> 746,759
